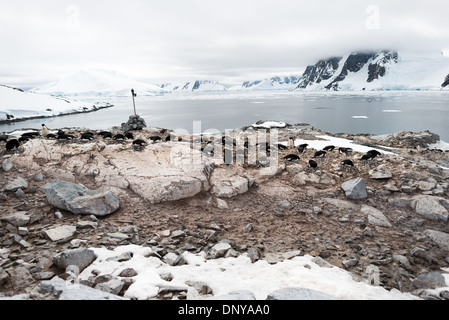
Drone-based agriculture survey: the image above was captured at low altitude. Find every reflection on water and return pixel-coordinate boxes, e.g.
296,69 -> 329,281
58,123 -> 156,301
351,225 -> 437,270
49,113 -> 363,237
1,91 -> 449,141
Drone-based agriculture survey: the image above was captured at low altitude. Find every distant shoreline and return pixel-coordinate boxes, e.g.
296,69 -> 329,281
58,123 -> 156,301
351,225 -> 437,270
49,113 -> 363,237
0,104 -> 114,126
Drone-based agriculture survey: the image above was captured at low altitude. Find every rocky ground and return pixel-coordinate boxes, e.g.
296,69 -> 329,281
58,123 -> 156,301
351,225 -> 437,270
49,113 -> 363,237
0,122 -> 448,300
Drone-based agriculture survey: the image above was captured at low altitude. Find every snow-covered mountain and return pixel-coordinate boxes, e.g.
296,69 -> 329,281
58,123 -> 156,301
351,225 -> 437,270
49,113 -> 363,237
31,69 -> 167,97
0,84 -> 111,122
295,50 -> 449,91
159,80 -> 226,92
229,76 -> 301,91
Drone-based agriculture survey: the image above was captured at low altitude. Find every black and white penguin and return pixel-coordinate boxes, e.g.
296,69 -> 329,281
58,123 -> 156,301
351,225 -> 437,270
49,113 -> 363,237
99,131 -> 113,139
125,132 -> 134,140
323,145 -> 336,151
309,160 -> 318,168
6,139 -> 20,151
113,134 -> 125,141
81,132 -> 94,140
283,154 -> 300,162
149,136 -> 162,142
367,150 -> 382,158
133,139 -> 147,146
288,137 -> 295,149
361,153 -> 375,161
341,159 -> 355,166
339,147 -> 353,155
277,143 -> 288,151
313,150 -> 327,158
41,124 -> 50,138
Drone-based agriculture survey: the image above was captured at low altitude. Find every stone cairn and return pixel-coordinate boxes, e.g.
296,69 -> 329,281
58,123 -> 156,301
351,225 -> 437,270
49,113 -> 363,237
121,115 -> 147,132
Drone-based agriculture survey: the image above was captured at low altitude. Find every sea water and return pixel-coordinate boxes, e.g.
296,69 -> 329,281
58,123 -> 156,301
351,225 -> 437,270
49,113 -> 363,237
1,91 -> 449,141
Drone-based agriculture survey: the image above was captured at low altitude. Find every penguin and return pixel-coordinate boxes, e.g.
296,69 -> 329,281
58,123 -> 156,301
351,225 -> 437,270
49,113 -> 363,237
133,139 -> 147,147
283,154 -> 300,162
41,124 -> 50,138
125,132 -> 134,140
361,153 -> 375,161
81,132 -> 94,140
288,137 -> 295,149
18,136 -> 30,143
339,147 -> 353,155
367,150 -> 381,158
0,136 -> 7,143
298,146 -> 306,154
309,160 -> 318,168
21,131 -> 39,139
313,150 -> 327,158
6,139 -> 20,151
341,159 -> 355,166
113,134 -> 125,141
323,145 -> 336,151
277,143 -> 288,151
149,136 -> 162,142
99,131 -> 113,139
46,134 -> 57,140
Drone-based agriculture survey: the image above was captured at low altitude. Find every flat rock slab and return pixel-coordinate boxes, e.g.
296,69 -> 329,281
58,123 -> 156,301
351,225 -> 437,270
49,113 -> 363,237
361,205 -> 392,228
0,211 -> 30,227
411,195 -> 448,221
44,225 -> 77,243
5,177 -> 28,191
43,180 -> 119,217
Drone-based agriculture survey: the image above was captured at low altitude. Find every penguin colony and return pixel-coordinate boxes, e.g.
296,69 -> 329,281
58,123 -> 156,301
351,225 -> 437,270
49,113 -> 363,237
0,124 -> 386,171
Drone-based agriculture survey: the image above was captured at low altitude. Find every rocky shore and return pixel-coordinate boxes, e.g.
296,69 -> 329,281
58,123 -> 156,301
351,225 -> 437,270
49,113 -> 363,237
0,122 -> 448,300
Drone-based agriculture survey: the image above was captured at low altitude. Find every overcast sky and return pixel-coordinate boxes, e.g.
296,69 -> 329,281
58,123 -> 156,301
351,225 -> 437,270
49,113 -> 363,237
1,0 -> 449,88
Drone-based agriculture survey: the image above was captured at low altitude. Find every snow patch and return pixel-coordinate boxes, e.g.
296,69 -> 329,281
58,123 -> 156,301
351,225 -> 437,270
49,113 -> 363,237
78,245 -> 419,300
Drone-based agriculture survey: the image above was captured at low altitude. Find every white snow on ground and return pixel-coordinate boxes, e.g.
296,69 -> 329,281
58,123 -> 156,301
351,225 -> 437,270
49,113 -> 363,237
252,121 -> 287,129
289,135 -> 396,155
429,140 -> 449,151
78,245 -> 422,300
0,85 -> 110,122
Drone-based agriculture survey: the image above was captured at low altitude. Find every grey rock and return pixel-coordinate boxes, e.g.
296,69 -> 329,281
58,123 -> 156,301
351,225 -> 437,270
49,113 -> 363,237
342,259 -> 359,269
424,229 -> 449,251
266,287 -> 338,300
2,159 -> 13,172
411,196 -> 448,221
119,268 -> 138,278
5,177 -> 28,192
209,290 -> 256,300
209,242 -> 232,259
41,276 -> 127,300
106,252 -> 133,263
43,180 -> 120,217
44,225 -> 77,242
0,193 -> 7,201
8,267 -> 34,291
361,205 -> 392,228
413,272 -> 447,289
0,211 -> 30,227
341,178 -> 367,200
95,279 -> 125,296
53,248 -> 97,273
370,164 -> 392,180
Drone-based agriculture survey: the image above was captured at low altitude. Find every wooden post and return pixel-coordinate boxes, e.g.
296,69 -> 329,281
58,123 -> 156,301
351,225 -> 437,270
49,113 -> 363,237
131,89 -> 137,117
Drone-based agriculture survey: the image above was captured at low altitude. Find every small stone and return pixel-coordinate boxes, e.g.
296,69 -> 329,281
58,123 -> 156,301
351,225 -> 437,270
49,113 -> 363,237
119,268 -> 138,278
18,227 -> 28,236
2,159 -> 13,172
209,242 -> 232,259
413,272 -> 447,289
54,212 -> 63,219
342,259 -> 359,269
5,177 -> 28,192
216,198 -> 229,210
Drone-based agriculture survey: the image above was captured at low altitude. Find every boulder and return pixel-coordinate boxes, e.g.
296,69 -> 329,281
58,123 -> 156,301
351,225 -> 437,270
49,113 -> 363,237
361,205 -> 392,228
43,180 -> 119,217
53,248 -> 97,273
412,272 -> 447,289
266,287 -> 338,300
210,169 -> 249,198
2,158 -> 13,172
424,230 -> 449,251
341,178 -> 367,200
411,195 -> 448,221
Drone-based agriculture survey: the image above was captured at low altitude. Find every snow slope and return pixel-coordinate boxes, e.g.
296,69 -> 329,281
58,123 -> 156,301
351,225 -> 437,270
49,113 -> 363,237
229,76 -> 302,91
31,69 -> 166,97
296,51 -> 449,91
159,80 -> 227,92
0,84 -> 111,122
